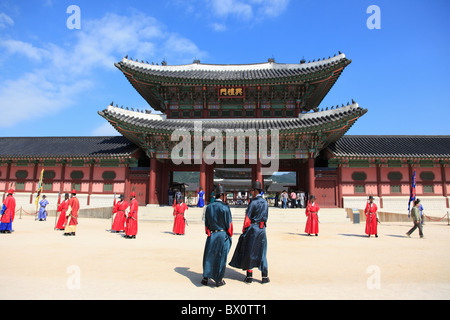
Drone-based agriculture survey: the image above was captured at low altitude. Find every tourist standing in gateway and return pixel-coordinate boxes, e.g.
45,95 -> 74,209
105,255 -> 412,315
0,189 -> 16,234
229,181 -> 269,284
202,185 -> 233,287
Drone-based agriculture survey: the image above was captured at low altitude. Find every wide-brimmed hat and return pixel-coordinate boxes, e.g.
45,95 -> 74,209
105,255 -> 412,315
252,180 -> 262,191
215,184 -> 226,195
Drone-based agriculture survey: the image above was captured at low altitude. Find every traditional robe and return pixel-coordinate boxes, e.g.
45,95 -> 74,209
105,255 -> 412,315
55,199 -> 69,230
305,201 -> 320,235
112,200 -> 128,232
229,195 -> 268,275
125,198 -> 138,237
197,190 -> 205,208
203,199 -> 233,283
38,198 -> 49,220
65,196 -> 79,233
173,202 -> 188,235
365,202 -> 378,235
0,195 -> 16,232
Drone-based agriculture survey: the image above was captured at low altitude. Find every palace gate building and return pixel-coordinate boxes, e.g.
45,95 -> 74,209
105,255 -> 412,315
1,53 -> 449,213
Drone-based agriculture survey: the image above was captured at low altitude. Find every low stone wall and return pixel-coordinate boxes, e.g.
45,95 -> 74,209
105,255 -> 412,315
21,206 -> 114,220
345,208 -> 449,223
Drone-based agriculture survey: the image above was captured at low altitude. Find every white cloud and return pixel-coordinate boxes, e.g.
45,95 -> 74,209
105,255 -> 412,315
0,12 -> 207,129
0,12 -> 13,28
211,22 -> 227,31
205,0 -> 290,31
210,0 -> 253,20
252,0 -> 290,18
208,0 -> 289,20
0,39 -> 49,61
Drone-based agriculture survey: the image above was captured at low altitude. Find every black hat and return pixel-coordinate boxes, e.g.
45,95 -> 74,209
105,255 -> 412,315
119,194 -> 125,199
368,195 -> 374,200
309,195 -> 316,200
215,184 -> 226,195
252,180 -> 262,191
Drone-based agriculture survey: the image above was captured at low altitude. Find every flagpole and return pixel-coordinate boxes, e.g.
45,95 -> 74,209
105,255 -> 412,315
34,169 -> 45,221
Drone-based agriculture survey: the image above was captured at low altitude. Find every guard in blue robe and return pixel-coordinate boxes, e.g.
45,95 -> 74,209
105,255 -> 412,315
38,196 -> 49,221
202,185 -> 233,287
197,188 -> 205,208
229,180 -> 270,284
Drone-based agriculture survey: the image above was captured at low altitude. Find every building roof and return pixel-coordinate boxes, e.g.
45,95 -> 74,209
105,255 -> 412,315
0,136 -> 139,160
328,135 -> 450,160
115,53 -> 351,113
99,103 -> 366,133
116,54 -> 350,84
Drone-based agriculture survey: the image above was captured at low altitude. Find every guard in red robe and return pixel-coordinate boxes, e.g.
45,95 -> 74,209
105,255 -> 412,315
55,193 -> 69,230
305,195 -> 319,236
111,194 -> 128,233
0,189 -> 16,234
365,195 -> 378,237
125,192 -> 138,239
64,190 -> 79,236
173,197 -> 188,235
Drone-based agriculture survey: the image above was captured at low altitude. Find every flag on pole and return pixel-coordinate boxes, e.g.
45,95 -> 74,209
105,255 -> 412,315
35,169 -> 45,212
408,170 -> 416,218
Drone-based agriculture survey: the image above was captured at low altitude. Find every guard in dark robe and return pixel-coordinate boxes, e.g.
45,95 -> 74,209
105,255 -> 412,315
201,185 -> 233,287
229,180 -> 270,284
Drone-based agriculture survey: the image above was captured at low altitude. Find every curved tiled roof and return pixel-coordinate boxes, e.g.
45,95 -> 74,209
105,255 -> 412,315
116,54 -> 350,84
98,103 -> 367,133
0,136 -> 139,160
328,135 -> 450,159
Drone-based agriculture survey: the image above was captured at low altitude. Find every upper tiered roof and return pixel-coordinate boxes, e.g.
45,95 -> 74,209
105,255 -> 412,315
114,53 -> 351,113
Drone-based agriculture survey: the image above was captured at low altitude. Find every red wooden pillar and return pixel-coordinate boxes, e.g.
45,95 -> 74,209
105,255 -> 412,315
87,160 -> 95,206
308,157 -> 315,196
337,163 -> 343,208
200,160 -> 206,191
161,162 -> 169,205
149,157 -> 157,204
441,162 -> 448,208
376,163 -> 383,208
256,159 -> 263,187
205,164 -> 214,203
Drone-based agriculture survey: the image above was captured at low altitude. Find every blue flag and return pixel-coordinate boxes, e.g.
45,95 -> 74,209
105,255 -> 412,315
408,170 -> 416,217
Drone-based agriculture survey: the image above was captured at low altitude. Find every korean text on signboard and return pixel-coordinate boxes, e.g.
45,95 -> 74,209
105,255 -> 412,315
218,87 -> 245,98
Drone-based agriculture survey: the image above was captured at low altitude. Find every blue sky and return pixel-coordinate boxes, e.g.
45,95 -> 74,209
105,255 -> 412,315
0,0 -> 449,137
